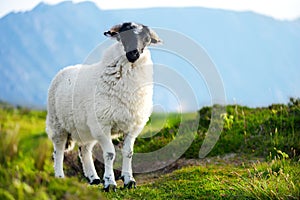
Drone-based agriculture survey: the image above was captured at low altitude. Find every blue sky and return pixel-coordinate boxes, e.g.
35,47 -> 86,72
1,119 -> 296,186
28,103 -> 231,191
1,0 -> 300,20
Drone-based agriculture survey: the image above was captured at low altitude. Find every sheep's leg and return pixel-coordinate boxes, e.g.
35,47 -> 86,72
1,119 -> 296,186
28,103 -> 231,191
89,123 -> 116,191
121,134 -> 136,189
97,135 -> 116,192
52,135 -> 68,178
78,141 -> 101,185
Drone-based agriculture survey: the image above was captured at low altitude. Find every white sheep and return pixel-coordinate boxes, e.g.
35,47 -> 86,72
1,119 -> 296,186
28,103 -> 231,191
46,22 -> 161,191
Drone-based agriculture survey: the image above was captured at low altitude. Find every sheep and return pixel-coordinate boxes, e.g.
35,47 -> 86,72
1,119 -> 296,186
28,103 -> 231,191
46,22 -> 161,191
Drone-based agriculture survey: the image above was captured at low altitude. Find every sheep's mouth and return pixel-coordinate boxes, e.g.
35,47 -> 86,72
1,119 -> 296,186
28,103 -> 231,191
126,50 -> 140,63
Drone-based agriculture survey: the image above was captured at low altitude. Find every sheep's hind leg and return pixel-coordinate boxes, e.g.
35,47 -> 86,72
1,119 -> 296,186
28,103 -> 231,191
121,134 -> 137,189
78,141 -> 101,185
52,133 -> 68,178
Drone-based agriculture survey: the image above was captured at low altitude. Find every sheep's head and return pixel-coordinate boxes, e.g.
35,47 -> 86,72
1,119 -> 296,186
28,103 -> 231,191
104,22 -> 162,63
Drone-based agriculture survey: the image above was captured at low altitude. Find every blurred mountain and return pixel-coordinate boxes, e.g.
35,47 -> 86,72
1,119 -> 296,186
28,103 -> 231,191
0,1 -> 299,110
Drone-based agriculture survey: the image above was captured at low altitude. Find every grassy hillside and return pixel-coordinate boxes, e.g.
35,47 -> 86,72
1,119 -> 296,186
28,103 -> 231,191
0,99 -> 299,199
135,98 -> 300,160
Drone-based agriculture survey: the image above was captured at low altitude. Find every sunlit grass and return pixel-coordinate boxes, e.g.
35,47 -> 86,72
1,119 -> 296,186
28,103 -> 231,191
104,158 -> 300,200
0,98 -> 299,199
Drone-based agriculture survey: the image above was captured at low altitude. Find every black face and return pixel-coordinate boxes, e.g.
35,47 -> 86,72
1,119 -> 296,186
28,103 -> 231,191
118,22 -> 152,63
104,22 -> 161,63
104,22 -> 162,63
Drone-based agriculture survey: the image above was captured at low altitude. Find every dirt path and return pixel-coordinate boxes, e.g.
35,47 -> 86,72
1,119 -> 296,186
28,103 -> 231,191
133,153 -> 265,185
64,150 -> 265,186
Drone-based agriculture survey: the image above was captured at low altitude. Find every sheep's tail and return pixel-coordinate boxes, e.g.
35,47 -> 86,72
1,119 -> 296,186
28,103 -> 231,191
65,133 -> 75,152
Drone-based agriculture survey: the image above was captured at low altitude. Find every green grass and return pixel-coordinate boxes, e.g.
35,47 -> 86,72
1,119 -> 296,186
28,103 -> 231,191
104,158 -> 299,199
0,98 -> 299,199
134,99 -> 300,160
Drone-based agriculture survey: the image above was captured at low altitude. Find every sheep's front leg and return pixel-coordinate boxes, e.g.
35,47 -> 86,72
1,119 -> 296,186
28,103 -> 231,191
78,141 -> 101,185
96,135 -> 117,192
121,134 -> 136,189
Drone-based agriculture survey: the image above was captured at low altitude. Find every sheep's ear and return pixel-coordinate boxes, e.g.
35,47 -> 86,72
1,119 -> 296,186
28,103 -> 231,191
149,29 -> 162,44
104,24 -> 122,38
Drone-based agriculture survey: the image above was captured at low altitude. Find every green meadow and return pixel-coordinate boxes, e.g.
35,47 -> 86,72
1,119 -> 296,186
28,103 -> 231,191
0,98 -> 299,199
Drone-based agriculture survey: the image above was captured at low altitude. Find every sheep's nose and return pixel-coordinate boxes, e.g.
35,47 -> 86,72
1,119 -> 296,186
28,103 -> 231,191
126,50 -> 140,63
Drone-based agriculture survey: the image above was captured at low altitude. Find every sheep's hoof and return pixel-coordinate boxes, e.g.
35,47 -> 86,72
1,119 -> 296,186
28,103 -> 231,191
124,180 -> 136,189
104,184 -> 117,192
90,178 -> 101,185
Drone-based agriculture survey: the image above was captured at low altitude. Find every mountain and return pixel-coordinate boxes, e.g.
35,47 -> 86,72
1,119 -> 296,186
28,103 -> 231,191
0,1 -> 299,110
0,1 -> 104,107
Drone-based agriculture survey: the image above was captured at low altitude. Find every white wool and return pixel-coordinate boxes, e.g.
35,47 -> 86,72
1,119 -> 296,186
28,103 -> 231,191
46,42 -> 153,143
46,23 -> 160,188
